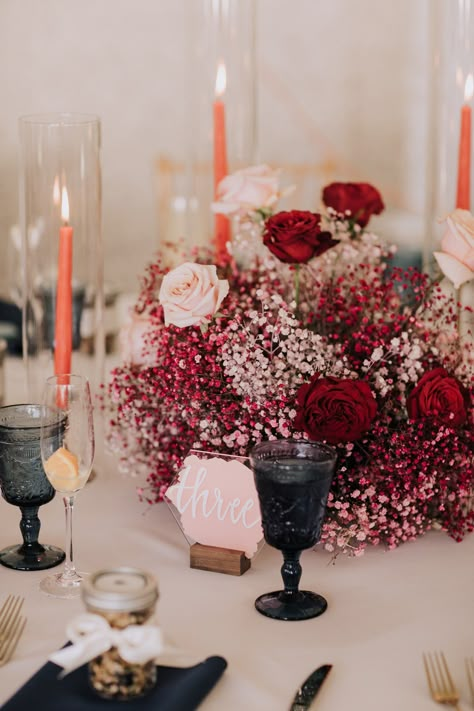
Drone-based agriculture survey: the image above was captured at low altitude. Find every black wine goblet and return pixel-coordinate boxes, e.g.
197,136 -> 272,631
250,439 -> 337,621
0,404 -> 66,571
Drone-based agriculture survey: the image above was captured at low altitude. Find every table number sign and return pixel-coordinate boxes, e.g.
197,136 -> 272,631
165,452 -> 263,576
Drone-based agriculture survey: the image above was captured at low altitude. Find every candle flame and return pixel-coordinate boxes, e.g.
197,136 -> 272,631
465,73 -> 474,102
215,62 -> 226,97
53,176 -> 60,206
61,186 -> 70,223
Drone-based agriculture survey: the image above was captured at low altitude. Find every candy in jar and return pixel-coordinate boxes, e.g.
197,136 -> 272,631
81,567 -> 160,700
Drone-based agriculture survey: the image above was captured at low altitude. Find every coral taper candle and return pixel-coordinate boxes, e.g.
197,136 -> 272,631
213,61 -> 230,258
54,186 -> 73,375
456,74 -> 473,210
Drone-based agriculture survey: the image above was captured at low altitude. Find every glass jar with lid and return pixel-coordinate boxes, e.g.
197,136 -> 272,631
81,567 -> 159,700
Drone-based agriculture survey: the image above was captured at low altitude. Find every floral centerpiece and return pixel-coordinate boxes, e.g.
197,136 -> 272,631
108,169 -> 473,556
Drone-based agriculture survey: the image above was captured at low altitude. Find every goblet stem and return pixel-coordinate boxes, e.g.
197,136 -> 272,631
19,506 -> 45,556
280,549 -> 302,599
61,495 -> 79,581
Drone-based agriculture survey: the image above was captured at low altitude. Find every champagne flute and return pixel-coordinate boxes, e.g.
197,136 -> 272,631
39,374 -> 95,598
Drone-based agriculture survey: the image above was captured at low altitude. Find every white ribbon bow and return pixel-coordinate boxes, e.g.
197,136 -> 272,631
49,613 -> 164,677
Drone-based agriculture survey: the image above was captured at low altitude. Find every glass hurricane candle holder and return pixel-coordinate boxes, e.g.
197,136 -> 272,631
426,0 -> 474,354
250,439 -> 337,621
18,113 -> 104,401
178,0 -> 257,258
426,0 -> 474,255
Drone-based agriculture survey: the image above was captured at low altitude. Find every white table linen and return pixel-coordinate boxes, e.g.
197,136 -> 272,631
0,358 -> 473,710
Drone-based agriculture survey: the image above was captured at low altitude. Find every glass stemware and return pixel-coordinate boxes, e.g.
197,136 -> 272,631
249,439 -> 337,621
0,404 -> 66,571
39,374 -> 95,598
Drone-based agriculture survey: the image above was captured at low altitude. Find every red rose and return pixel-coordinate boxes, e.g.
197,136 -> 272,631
322,182 -> 384,228
294,374 -> 377,444
407,368 -> 467,426
263,210 -> 338,264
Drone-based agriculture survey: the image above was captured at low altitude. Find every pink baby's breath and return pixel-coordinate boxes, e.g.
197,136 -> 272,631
104,197 -> 474,557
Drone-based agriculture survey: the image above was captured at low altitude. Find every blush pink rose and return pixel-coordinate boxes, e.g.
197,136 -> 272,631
119,313 -> 153,366
212,164 -> 283,216
159,262 -> 229,328
434,209 -> 474,288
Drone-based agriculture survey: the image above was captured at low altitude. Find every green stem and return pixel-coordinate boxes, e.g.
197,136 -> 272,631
294,264 -> 300,309
455,285 -> 461,349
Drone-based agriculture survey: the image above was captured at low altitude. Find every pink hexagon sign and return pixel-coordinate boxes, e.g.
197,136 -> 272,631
166,452 -> 263,558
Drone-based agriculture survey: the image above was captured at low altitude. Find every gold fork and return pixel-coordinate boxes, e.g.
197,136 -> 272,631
465,657 -> 474,707
0,595 -> 27,667
423,652 -> 461,710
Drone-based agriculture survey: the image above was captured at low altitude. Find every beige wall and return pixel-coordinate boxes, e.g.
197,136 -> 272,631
0,0 -> 429,295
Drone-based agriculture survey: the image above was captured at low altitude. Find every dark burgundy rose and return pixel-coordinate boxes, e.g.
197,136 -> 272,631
322,182 -> 385,228
294,373 -> 377,444
407,368 -> 467,426
263,210 -> 338,264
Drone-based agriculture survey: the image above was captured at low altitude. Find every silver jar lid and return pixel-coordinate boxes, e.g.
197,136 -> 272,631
82,567 -> 158,612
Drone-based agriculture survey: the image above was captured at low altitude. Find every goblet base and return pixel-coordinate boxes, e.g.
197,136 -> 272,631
40,571 -> 88,599
255,590 -> 328,621
0,543 -> 65,571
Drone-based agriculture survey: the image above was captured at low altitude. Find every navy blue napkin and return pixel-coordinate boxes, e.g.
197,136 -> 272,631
1,655 -> 227,710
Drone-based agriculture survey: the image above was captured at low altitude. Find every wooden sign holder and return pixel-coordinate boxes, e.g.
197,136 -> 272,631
190,543 -> 251,576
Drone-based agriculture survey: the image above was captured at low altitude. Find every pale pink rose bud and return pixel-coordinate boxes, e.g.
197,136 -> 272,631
159,262 -> 229,328
434,209 -> 474,288
212,164 -> 286,216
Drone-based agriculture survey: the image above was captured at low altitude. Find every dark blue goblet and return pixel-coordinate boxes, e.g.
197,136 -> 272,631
250,439 -> 336,621
0,404 -> 65,571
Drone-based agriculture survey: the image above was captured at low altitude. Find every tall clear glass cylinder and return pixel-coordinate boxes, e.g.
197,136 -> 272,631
427,1 -> 474,345
19,113 -> 104,401
184,0 -> 257,257
427,0 -> 474,258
